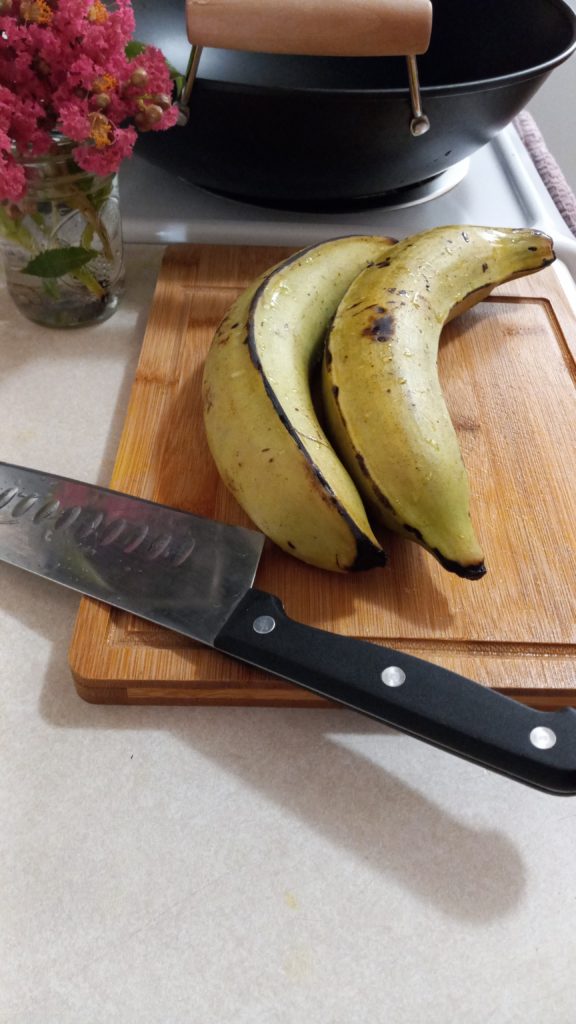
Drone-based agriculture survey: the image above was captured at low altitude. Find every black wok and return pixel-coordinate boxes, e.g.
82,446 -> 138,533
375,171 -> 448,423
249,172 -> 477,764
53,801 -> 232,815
134,0 -> 576,208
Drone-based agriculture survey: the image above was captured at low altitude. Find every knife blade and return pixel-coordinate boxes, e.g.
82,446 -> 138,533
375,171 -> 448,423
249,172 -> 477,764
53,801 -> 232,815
1,460 -> 575,795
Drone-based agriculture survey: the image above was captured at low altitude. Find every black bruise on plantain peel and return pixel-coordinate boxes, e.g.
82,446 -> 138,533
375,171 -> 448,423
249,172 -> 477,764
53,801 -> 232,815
362,312 -> 395,342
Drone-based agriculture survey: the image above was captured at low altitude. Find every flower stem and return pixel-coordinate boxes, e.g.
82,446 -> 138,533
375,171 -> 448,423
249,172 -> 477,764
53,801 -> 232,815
72,265 -> 105,298
67,182 -> 114,261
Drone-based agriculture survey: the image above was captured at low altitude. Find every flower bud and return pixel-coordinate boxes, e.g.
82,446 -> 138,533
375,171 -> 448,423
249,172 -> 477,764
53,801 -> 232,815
130,67 -> 149,88
150,93 -> 172,111
134,103 -> 164,132
143,104 -> 163,126
91,93 -> 110,110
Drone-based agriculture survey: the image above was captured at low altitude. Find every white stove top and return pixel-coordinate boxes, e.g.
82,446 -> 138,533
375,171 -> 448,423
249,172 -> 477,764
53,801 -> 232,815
120,124 -> 576,277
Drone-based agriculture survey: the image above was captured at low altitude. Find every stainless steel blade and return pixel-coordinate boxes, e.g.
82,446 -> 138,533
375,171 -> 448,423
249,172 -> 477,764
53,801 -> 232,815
0,462 -> 264,644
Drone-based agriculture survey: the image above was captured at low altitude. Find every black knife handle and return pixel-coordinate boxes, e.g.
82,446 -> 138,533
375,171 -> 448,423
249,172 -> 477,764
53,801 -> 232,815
214,589 -> 576,795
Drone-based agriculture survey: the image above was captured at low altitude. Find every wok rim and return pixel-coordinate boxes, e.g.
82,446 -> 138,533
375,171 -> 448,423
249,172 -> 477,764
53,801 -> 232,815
198,39 -> 576,98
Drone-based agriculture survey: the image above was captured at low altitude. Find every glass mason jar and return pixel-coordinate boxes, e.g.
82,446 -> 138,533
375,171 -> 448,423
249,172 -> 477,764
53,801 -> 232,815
0,138 -> 125,328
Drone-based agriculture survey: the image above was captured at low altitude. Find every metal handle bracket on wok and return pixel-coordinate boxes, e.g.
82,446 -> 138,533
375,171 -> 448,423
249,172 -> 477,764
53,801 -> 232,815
180,0 -> 433,136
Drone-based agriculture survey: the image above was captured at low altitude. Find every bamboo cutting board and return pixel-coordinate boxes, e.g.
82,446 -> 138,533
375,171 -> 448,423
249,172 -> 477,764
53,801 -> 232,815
69,243 -> 576,708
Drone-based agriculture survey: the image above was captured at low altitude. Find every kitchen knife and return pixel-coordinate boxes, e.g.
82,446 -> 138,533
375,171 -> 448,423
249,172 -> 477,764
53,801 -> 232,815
1,461 -> 575,795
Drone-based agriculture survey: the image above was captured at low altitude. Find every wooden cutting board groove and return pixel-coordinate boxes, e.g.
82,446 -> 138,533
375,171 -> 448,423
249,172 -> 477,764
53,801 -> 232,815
69,244 -> 576,708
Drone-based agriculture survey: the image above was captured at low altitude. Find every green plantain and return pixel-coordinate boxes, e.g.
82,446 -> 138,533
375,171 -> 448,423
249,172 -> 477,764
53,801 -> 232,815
322,225 -> 555,578
202,234 -> 396,571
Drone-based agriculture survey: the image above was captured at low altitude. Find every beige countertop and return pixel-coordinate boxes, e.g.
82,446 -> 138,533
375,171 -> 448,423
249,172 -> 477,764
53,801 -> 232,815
1,244 -> 575,1024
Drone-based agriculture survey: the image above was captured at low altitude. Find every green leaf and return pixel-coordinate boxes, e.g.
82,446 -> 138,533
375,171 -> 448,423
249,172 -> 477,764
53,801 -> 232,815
167,60 -> 184,78
125,40 -> 147,59
170,73 -> 185,99
22,246 -> 98,279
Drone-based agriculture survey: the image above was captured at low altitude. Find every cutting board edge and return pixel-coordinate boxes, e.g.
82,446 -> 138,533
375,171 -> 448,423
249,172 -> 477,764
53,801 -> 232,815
72,678 -> 576,712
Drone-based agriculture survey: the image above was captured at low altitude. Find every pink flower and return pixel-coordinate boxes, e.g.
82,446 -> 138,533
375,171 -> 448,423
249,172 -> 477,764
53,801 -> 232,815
57,100 -> 92,144
0,0 -> 179,201
0,144 -> 26,202
74,124 -> 137,175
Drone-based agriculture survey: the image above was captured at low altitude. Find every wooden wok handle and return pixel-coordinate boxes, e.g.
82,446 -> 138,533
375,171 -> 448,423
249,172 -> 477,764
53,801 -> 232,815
185,0 -> 433,57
